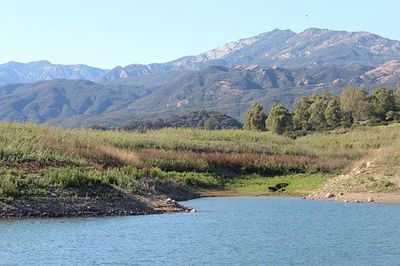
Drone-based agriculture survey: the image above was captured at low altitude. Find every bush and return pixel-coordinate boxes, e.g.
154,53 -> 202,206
0,174 -> 20,197
42,168 -> 105,188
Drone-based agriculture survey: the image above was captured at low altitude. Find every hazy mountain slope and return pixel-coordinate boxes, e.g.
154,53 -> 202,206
1,28 -> 400,127
101,28 -> 400,81
2,28 -> 400,84
0,61 -> 106,84
0,79 -> 140,124
0,61 -> 399,127
363,60 -> 400,85
265,28 -> 400,67
118,65 -> 353,120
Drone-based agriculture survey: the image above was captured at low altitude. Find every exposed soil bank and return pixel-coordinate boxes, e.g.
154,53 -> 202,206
0,196 -> 194,219
202,189 -> 400,204
0,182 -> 198,219
307,155 -> 400,204
307,192 -> 400,204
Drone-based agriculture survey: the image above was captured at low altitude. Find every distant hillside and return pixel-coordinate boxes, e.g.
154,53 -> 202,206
0,62 -> 399,127
113,62 -> 399,123
1,28 -> 400,127
0,61 -> 105,84
118,110 -> 242,131
0,79 -> 140,124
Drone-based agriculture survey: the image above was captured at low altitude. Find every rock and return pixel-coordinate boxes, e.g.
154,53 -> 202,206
325,193 -> 335,198
354,200 -> 360,203
367,198 -> 374,203
343,200 -> 349,203
268,183 -> 289,192
338,192 -> 344,196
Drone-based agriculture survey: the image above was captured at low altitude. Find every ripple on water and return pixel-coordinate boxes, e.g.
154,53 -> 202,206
0,197 -> 400,265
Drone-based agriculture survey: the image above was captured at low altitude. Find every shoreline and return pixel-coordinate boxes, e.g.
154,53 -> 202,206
2,189 -> 399,220
0,197 -> 191,220
306,192 -> 400,204
0,186 -> 197,219
199,189 -> 400,204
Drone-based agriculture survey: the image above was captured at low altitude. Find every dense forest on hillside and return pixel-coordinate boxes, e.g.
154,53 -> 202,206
92,111 -> 242,132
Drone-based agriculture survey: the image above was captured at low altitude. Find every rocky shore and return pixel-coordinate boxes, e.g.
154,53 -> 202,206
307,156 -> 400,204
0,196 -> 191,219
0,183 -> 198,219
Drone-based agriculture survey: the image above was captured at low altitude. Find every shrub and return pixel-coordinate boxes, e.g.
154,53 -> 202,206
0,174 -> 20,197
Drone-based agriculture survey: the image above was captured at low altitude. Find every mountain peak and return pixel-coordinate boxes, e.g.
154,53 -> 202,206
1,28 -> 400,84
300,27 -> 329,33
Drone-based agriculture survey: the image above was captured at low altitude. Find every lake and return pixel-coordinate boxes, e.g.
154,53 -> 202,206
1,197 -> 400,265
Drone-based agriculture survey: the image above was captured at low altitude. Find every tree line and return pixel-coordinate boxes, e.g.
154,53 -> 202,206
243,87 -> 400,135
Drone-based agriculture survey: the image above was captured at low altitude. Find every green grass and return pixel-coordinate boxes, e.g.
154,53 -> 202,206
1,122 -> 400,200
225,174 -> 332,196
3,122 -> 400,161
0,166 -> 221,200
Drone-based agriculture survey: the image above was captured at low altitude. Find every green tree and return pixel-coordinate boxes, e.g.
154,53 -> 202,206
243,102 -> 267,131
396,90 -> 400,111
395,86 -> 400,113
394,83 -> 400,111
371,88 -> 396,120
339,88 -> 370,123
341,111 -> 353,127
265,102 -> 292,135
293,96 -> 311,130
308,95 -> 329,130
324,97 -> 342,128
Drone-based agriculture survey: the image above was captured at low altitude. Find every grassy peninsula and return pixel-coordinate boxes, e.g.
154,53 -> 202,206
1,122 -> 400,218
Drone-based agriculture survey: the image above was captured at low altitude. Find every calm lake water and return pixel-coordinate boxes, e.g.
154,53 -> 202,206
1,197 -> 400,265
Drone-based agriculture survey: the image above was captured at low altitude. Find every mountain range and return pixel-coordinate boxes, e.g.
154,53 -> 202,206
0,28 -> 400,127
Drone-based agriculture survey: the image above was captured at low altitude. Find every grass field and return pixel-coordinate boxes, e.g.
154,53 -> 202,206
1,122 -> 400,200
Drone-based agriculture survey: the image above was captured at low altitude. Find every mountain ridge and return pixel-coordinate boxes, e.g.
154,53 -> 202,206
1,28 -> 400,84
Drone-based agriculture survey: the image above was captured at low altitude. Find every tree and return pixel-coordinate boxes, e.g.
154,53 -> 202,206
293,96 -> 312,130
396,89 -> 400,111
339,88 -> 370,123
243,102 -> 267,131
325,97 -> 342,128
341,111 -> 353,128
265,103 -> 292,135
308,95 -> 329,130
395,86 -> 400,113
371,88 -> 396,120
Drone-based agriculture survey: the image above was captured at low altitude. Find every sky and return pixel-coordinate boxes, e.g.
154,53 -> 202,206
1,0 -> 399,69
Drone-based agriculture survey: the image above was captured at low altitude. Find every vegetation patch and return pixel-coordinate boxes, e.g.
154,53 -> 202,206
1,121 -> 400,211
225,174 -> 332,196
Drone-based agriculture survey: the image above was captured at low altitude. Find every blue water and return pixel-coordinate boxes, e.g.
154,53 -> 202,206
1,197 -> 400,265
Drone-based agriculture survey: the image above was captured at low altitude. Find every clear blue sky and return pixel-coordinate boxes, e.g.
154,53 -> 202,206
1,0 -> 399,68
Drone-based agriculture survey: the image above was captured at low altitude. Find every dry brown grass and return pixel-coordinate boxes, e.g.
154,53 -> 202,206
136,148 -> 349,173
82,143 -> 144,168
